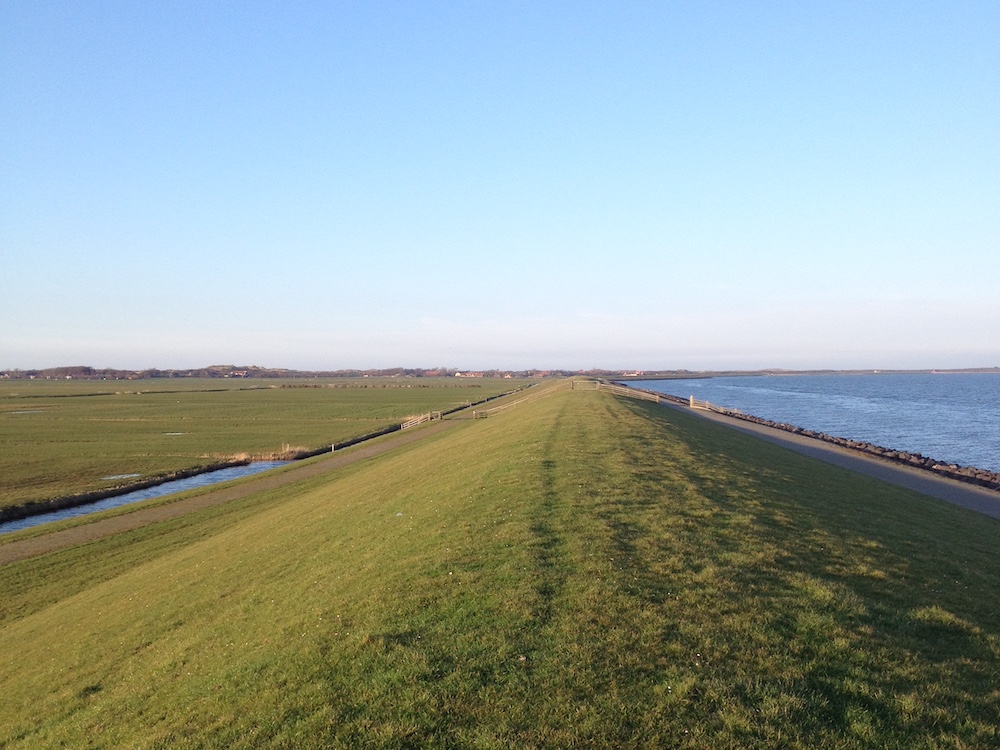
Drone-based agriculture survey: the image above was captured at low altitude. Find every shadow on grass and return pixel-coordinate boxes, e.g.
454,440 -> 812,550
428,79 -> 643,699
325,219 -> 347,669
528,409 -> 570,627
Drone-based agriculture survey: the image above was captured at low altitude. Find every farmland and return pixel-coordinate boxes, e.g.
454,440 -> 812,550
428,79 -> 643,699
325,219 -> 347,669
1,384 -> 998,747
0,377 -> 524,512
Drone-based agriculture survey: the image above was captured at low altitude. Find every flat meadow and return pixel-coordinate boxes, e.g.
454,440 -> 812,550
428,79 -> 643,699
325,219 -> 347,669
0,383 -> 997,748
0,377 -> 522,512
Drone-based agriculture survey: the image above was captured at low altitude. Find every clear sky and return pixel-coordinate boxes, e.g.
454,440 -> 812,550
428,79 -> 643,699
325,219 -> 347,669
2,1 -> 998,371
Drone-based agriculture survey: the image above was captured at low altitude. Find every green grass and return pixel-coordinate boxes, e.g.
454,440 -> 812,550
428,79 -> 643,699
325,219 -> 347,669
0,386 -> 998,747
0,377 -> 522,510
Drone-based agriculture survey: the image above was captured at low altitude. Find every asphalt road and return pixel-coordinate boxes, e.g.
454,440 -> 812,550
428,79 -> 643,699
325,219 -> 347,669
661,400 -> 1000,521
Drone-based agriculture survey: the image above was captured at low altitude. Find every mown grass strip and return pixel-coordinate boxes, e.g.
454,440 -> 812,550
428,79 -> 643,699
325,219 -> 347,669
0,388 -> 998,748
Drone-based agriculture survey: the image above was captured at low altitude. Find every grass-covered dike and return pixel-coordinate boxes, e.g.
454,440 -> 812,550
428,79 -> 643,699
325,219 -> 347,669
1,384 -> 998,748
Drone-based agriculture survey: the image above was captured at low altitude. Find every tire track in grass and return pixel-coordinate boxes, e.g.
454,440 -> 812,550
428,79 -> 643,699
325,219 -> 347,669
530,411 -> 567,627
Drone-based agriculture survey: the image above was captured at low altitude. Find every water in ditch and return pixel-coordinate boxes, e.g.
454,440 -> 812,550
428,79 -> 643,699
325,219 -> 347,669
0,461 -> 289,535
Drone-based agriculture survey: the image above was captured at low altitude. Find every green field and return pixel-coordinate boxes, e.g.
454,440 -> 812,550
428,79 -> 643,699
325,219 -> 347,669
0,377 -> 523,511
1,385 -> 998,747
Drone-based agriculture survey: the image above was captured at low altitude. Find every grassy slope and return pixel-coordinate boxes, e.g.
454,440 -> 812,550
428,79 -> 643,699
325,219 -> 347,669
0,378 -> 518,508
0,388 -> 998,748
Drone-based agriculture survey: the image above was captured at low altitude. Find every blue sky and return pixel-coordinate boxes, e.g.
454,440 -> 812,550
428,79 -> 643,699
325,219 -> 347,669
2,1 -> 998,371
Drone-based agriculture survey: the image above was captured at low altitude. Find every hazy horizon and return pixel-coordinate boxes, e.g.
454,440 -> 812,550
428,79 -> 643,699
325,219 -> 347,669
5,363 -> 1000,377
3,2 -> 998,373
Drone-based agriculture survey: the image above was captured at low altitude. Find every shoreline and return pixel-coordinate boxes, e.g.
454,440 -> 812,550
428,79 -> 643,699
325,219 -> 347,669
611,382 -> 1000,519
704,402 -> 1000,493
616,382 -> 1000,494
618,367 -> 1000,381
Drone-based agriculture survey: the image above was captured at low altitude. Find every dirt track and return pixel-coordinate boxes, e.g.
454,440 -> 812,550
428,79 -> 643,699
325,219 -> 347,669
0,420 -> 458,565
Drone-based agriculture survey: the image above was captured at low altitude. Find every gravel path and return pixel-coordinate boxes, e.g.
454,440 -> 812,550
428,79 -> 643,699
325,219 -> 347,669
662,401 -> 1000,520
0,420 -> 458,565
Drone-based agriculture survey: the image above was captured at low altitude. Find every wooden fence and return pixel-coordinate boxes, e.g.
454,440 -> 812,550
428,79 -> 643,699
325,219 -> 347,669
594,382 -> 662,403
401,411 -> 442,429
472,381 -> 571,418
687,395 -> 742,416
577,378 -> 703,409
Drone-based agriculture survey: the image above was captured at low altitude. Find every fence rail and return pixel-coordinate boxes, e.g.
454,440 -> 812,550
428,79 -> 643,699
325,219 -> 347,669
577,379 -> 715,410
687,395 -> 742,416
401,411 -> 442,430
472,381 -> 571,418
595,382 -> 662,403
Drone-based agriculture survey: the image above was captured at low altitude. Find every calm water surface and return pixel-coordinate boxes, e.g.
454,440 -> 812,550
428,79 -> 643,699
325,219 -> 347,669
634,373 -> 1000,474
0,461 -> 289,535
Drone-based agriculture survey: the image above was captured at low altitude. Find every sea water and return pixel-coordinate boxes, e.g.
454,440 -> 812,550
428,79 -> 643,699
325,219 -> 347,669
633,373 -> 1000,474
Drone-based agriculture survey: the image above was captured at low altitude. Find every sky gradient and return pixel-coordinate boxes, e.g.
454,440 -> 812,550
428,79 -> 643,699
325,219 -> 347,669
3,1 -> 998,371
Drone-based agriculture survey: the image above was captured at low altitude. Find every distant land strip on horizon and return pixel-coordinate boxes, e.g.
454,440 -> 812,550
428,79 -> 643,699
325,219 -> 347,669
3,365 -> 999,382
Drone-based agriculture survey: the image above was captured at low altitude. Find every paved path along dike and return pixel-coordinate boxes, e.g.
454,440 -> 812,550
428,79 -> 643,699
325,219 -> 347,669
0,420 -> 458,566
661,400 -> 1000,521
